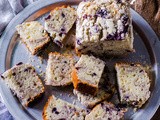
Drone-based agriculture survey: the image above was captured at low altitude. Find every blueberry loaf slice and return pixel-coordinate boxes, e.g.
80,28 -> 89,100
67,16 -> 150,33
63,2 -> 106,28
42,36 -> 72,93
16,21 -> 50,55
45,52 -> 73,86
76,0 -> 134,55
72,55 -> 105,95
85,102 -> 125,120
42,95 -> 87,120
45,6 -> 76,47
115,63 -> 151,108
0,63 -> 44,106
73,88 -> 114,108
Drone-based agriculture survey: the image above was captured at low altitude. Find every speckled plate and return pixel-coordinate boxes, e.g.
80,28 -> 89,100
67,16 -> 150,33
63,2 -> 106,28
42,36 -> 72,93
0,0 -> 160,120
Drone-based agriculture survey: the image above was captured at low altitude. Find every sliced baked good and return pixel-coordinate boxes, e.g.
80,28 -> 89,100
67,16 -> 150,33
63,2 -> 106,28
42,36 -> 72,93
45,52 -> 73,86
45,6 -> 76,47
16,21 -> 50,55
85,102 -> 125,120
1,63 -> 44,106
42,95 -> 87,120
73,88 -> 114,108
72,55 -> 105,95
115,63 -> 151,108
76,0 -> 134,55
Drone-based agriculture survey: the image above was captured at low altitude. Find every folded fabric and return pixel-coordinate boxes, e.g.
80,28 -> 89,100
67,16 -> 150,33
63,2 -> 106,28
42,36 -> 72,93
0,0 -> 39,119
0,0 -> 38,35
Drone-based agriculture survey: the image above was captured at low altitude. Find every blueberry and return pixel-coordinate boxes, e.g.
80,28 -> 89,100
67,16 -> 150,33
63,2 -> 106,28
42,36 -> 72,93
0,75 -> 4,79
45,15 -> 51,20
55,111 -> 59,114
75,67 -> 81,70
77,39 -> 81,45
55,40 -> 62,47
59,33 -> 63,37
116,0 -> 122,3
91,73 -> 97,76
123,25 -> 129,33
106,107 -> 110,111
52,107 -> 57,113
96,9 -> 108,18
27,97 -> 31,102
61,13 -> 65,18
107,34 -> 114,40
133,101 -> 138,106
16,62 -> 23,65
101,102 -> 104,106
24,67 -> 32,72
12,72 -> 16,76
140,70 -> 143,73
95,25 -> 100,33
122,15 -> 129,25
61,28 -> 65,32
125,96 -> 129,99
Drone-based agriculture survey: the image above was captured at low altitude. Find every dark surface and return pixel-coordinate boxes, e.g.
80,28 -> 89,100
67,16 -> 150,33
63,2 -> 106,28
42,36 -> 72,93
152,107 -> 160,120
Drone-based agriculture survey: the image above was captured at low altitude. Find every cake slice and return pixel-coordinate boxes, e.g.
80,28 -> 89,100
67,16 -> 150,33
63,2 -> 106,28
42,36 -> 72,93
76,0 -> 134,55
0,63 -> 44,106
45,6 -> 76,47
16,21 -> 50,55
85,102 -> 125,120
72,55 -> 105,95
42,95 -> 87,120
45,52 -> 73,86
115,63 -> 151,108
73,88 -> 114,108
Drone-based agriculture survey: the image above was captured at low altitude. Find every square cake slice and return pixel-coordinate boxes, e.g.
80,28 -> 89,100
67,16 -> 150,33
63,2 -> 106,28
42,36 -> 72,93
115,63 -> 151,108
72,55 -> 105,95
85,102 -> 126,120
76,0 -> 134,55
16,21 -> 50,55
1,63 -> 44,106
42,95 -> 87,120
45,52 -> 73,86
73,88 -> 114,108
45,6 -> 76,47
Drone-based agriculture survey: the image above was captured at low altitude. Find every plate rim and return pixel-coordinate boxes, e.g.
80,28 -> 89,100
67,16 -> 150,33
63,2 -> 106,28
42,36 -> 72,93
0,0 -> 160,120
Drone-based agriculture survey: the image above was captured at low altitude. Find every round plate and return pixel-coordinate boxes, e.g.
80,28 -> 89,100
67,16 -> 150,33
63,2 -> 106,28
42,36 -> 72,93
0,0 -> 160,120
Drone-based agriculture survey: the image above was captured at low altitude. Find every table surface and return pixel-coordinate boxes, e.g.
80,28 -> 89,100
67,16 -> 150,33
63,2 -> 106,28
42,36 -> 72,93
152,107 -> 160,120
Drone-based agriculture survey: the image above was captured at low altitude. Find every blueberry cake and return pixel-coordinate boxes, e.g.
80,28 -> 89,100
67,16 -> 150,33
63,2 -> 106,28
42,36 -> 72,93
1,63 -> 44,106
45,6 -> 76,47
42,95 -> 87,120
45,52 -> 73,86
85,102 -> 125,120
73,88 -> 113,108
76,0 -> 134,55
72,55 -> 105,95
16,21 -> 50,55
115,63 -> 151,108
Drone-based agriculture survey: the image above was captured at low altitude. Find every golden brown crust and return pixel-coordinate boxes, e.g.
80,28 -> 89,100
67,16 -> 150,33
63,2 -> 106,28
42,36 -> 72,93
42,96 -> 53,120
115,62 -> 142,67
49,52 -> 73,59
20,37 -> 50,55
72,68 -> 98,95
50,5 -> 75,15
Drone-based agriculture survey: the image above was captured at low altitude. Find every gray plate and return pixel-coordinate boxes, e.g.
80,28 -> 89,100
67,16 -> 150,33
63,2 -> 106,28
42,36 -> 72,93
0,0 -> 160,120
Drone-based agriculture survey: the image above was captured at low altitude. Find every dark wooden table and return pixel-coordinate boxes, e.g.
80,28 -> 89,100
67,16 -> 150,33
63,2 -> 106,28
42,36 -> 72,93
152,107 -> 160,120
